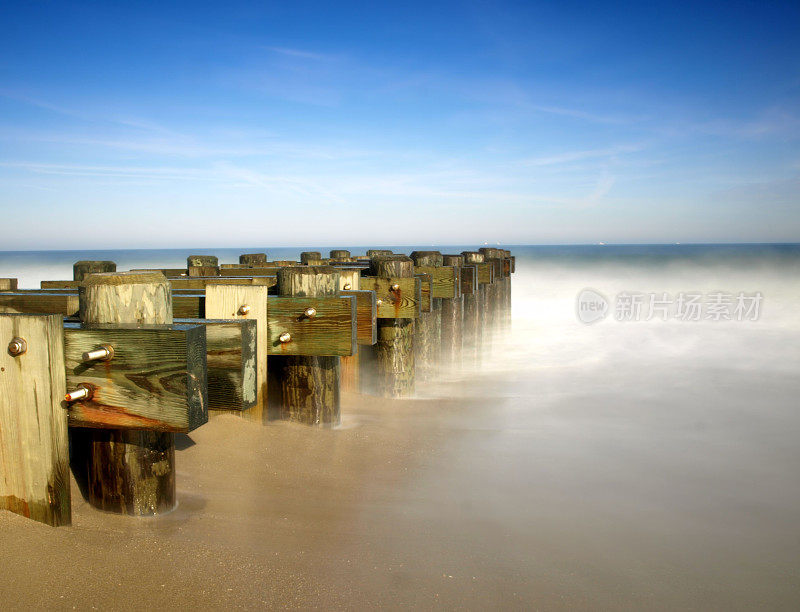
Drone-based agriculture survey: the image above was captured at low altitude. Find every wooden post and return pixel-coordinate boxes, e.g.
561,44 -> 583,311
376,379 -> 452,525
271,266 -> 341,426
187,255 -> 219,277
410,251 -> 442,379
461,251 -> 485,365
441,254 -> 464,368
329,249 -> 351,261
300,251 -> 323,265
73,260 -> 116,282
77,271 -> 177,515
366,249 -> 392,258
1,313 -> 71,526
0,278 -> 18,291
370,255 -> 415,398
503,249 -> 512,329
479,248 -> 505,334
337,269 -> 360,393
239,253 -> 267,266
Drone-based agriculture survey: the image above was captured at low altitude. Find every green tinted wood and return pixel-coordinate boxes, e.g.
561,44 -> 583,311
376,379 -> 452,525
267,295 -> 356,356
413,266 -> 460,299
359,277 -> 420,319
340,289 -> 377,345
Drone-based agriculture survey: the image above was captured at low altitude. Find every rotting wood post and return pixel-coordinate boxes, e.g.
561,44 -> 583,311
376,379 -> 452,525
409,250 -> 443,379
187,255 -> 220,278
77,271 -> 177,516
300,251 -> 323,265
329,249 -> 351,261
461,251 -> 485,365
239,253 -> 268,266
0,278 -> 18,291
441,254 -> 465,368
369,255 -> 415,398
271,266 -> 341,426
503,249 -> 512,329
0,313 -> 71,526
73,261 -> 116,282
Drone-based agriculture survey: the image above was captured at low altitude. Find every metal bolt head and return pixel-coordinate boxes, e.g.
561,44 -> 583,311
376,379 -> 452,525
64,384 -> 92,403
7,337 -> 26,357
376,299 -> 383,306
278,332 -> 292,343
303,307 -> 317,318
343,283 -> 352,290
391,283 -> 400,291
238,305 -> 251,316
82,345 -> 114,362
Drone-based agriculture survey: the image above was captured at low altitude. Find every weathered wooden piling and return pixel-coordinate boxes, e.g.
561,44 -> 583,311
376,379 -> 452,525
440,254 -> 465,367
239,253 -> 267,266
187,255 -> 219,277
329,249 -> 351,261
73,261 -> 116,282
0,278 -> 18,291
300,251 -> 323,265
1,313 -> 71,526
270,266 -> 341,426
366,249 -> 392,258
410,251 -> 443,378
337,268 -> 361,392
461,251 -> 485,364
78,271 -> 177,515
479,248 -> 505,333
369,255 -> 415,397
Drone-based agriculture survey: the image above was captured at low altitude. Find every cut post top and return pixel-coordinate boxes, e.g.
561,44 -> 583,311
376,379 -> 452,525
187,255 -> 219,267
73,260 -> 116,282
277,266 -> 340,297
410,251 -> 443,267
329,249 -> 351,259
442,254 -> 464,267
239,253 -> 268,265
370,254 -> 414,278
461,251 -> 485,264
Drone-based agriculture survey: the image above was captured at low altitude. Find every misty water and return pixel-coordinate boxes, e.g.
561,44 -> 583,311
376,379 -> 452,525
1,244 -> 798,607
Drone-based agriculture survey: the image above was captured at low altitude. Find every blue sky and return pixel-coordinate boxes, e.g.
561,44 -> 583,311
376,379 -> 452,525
1,1 -> 798,248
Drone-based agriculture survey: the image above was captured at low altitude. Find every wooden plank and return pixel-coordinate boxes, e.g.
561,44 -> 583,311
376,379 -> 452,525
63,323 -> 208,433
0,292 -> 79,316
204,285 -> 270,414
415,273 -> 433,313
169,276 -> 276,290
216,267 -> 281,277
359,276 -> 421,319
173,294 -> 205,318
0,278 -> 18,291
414,266 -> 461,299
341,290 -> 377,345
476,262 -> 494,284
0,313 -> 71,526
337,268 -> 361,292
130,268 -> 188,278
461,265 -> 477,296
41,280 -> 79,289
174,319 -> 257,411
267,295 -> 356,356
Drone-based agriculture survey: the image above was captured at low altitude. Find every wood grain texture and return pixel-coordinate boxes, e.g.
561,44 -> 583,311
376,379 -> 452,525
0,292 -> 79,316
340,290 -> 377,345
414,266 -> 461,299
173,319 -> 257,411
359,277 -> 420,319
415,273 -> 433,313
267,295 -> 356,356
187,255 -> 219,268
300,252 -> 323,265
329,249 -> 351,260
77,270 -> 179,516
217,267 -> 281,277
239,253 -> 268,265
64,324 -> 208,432
366,249 -> 392,258
130,268 -> 188,278
0,313 -> 71,526
271,266 -> 341,427
169,276 -> 276,291
73,261 -> 116,282
337,269 -> 361,292
0,278 -> 18,291
204,285 -> 270,419
460,265 -> 477,296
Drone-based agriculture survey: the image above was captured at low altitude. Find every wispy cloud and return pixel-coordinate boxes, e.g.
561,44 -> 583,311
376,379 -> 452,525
522,144 -> 643,167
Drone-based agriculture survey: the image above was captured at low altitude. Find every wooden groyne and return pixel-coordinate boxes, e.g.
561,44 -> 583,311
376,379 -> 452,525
0,247 -> 514,526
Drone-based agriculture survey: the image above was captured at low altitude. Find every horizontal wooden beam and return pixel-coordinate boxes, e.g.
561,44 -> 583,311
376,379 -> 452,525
0,292 -> 79,316
475,262 -> 494,284
173,319 -> 257,411
267,295 -> 356,356
169,276 -> 276,290
340,289 -> 377,345
63,323 -> 208,433
208,267 -> 281,277
130,268 -> 188,278
413,266 -> 461,299
359,276 -> 421,319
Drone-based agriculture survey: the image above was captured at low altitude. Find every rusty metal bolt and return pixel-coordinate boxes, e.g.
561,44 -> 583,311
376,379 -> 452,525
343,283 -> 352,290
238,304 -> 251,315
7,337 -> 26,357
82,345 -> 114,362
391,283 -> 400,291
64,384 -> 92,403
376,299 -> 383,306
278,332 -> 292,343
303,307 -> 317,319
